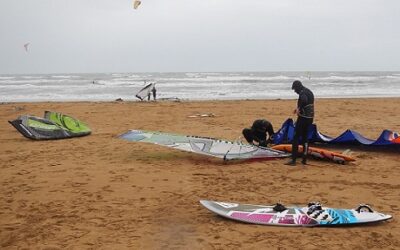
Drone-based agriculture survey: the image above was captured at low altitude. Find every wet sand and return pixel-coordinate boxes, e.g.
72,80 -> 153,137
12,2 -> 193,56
1,98 -> 399,249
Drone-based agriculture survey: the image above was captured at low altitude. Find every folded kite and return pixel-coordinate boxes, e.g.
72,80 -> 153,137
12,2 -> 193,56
9,111 -> 91,140
274,118 -> 399,147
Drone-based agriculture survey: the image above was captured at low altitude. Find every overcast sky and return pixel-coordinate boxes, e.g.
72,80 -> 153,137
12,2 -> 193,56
1,0 -> 400,74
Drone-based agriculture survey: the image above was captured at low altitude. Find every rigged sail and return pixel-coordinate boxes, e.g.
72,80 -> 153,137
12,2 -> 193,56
9,111 -> 91,140
119,130 -> 289,161
135,83 -> 154,101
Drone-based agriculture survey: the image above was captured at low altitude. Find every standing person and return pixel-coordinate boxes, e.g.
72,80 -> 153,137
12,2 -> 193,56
285,80 -> 314,166
242,119 -> 275,147
151,84 -> 157,101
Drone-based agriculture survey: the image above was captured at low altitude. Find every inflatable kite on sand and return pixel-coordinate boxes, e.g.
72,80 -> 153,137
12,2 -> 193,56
274,119 -> 400,147
9,111 -> 91,140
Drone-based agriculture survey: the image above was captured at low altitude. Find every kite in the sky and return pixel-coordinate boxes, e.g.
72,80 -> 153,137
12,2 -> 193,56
133,0 -> 141,9
24,43 -> 30,52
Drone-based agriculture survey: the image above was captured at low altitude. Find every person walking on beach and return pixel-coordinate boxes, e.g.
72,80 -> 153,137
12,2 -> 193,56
285,80 -> 314,166
242,119 -> 275,147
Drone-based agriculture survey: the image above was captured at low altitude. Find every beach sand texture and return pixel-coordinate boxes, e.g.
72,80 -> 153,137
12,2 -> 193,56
1,98 -> 399,249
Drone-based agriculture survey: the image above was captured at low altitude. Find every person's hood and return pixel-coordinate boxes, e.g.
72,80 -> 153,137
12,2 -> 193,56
292,80 -> 304,94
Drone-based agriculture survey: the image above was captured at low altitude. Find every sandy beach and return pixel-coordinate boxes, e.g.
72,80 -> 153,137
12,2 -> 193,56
0,98 -> 399,249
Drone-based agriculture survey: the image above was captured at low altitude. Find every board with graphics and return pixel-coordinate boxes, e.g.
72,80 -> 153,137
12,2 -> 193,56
200,200 -> 391,227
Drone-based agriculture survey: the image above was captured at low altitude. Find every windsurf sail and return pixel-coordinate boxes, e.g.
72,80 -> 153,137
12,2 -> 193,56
119,130 -> 290,161
9,111 -> 91,140
135,83 -> 154,101
274,118 -> 400,147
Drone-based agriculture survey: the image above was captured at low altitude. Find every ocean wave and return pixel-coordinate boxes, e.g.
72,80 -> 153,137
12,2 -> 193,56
154,76 -> 295,83
51,75 -> 79,79
185,73 -> 202,78
313,75 -> 378,82
382,75 -> 400,80
310,82 -> 368,87
20,76 -> 45,79
0,79 -> 84,86
0,76 -> 15,80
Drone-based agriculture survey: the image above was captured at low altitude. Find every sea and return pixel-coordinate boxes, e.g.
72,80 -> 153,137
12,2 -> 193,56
1,71 -> 400,102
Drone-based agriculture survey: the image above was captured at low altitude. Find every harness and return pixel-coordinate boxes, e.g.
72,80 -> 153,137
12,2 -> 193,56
299,104 -> 314,119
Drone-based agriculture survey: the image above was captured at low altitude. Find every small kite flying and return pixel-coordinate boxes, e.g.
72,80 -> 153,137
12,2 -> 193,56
133,0 -> 141,9
24,43 -> 30,52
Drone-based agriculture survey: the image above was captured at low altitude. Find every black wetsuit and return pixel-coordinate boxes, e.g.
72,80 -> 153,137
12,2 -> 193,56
242,119 -> 274,147
152,87 -> 157,100
292,87 -> 314,162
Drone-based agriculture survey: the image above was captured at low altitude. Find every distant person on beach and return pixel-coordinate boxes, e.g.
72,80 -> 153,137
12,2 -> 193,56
285,80 -> 314,166
151,85 -> 157,101
242,119 -> 275,147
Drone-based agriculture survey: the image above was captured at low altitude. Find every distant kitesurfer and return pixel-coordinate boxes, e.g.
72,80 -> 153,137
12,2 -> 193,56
285,80 -> 315,166
242,119 -> 275,147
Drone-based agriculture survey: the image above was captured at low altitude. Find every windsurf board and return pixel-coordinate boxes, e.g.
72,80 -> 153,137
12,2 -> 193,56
200,200 -> 391,227
272,144 -> 355,164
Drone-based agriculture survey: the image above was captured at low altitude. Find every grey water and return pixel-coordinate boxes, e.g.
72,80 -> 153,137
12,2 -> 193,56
1,71 -> 400,102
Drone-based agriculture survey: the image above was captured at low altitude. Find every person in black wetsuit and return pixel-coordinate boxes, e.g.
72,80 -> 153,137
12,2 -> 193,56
151,85 -> 157,101
242,119 -> 275,147
285,80 -> 314,166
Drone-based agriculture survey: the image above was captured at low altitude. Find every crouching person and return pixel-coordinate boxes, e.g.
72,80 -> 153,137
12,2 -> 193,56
242,119 -> 275,147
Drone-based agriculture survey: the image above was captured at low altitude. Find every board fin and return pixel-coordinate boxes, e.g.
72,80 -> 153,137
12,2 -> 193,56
272,203 -> 287,212
342,149 -> 352,156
